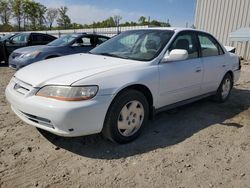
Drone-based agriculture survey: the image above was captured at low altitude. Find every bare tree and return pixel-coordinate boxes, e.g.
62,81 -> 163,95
113,15 -> 122,33
0,0 -> 12,25
46,8 -> 58,30
113,15 -> 122,27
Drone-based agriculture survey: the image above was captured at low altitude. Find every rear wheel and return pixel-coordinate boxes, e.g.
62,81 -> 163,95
102,90 -> 149,144
214,73 -> 233,102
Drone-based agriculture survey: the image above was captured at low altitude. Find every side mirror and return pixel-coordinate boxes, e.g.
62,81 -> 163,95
6,39 -> 15,44
4,38 -> 11,43
162,49 -> 188,62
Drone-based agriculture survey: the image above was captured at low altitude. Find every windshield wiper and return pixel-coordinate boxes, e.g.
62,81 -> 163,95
97,53 -> 129,59
98,53 -> 120,57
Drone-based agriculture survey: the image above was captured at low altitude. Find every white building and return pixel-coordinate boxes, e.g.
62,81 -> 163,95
195,0 -> 250,60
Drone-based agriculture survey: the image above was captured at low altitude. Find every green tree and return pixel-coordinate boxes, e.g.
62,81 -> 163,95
23,1 -> 37,30
36,2 -> 47,29
150,20 -> 161,26
12,0 -> 23,31
57,6 -> 71,29
22,0 -> 30,30
138,16 -> 147,25
22,1 -> 47,30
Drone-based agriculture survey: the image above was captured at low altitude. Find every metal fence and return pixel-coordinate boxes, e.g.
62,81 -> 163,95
0,25 -> 149,38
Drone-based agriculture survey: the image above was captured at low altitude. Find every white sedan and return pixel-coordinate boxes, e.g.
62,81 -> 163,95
5,28 -> 241,143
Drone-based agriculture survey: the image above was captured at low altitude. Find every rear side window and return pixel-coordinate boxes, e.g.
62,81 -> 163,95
32,34 -> 43,42
97,37 -> 108,45
43,35 -> 55,42
169,33 -> 199,59
198,34 -> 224,57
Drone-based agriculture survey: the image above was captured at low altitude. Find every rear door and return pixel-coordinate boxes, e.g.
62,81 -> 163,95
197,33 -> 227,94
158,31 -> 203,107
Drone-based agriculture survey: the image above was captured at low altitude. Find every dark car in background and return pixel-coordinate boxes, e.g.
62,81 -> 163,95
0,32 -> 56,64
9,33 -> 110,69
0,33 -> 19,63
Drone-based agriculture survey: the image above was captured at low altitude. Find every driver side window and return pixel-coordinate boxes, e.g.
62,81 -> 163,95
12,34 -> 29,43
169,33 -> 198,59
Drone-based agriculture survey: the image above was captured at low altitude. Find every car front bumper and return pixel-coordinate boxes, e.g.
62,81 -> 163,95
233,69 -> 241,83
8,55 -> 37,70
5,77 -> 113,137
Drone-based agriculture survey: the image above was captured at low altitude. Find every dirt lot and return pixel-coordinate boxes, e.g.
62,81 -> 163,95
0,62 -> 250,188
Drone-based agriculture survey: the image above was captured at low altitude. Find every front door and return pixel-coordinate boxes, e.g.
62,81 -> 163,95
5,33 -> 29,56
197,33 -> 227,94
157,32 -> 203,108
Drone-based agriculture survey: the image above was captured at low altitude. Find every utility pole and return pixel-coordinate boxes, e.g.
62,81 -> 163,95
114,15 -> 122,34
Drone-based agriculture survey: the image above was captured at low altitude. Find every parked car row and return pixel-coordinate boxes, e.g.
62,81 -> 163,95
9,33 -> 110,69
5,28 -> 241,143
0,32 -> 110,69
0,32 -> 57,64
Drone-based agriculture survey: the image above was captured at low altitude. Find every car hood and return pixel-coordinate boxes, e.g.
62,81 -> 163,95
13,45 -> 57,54
14,53 -> 139,87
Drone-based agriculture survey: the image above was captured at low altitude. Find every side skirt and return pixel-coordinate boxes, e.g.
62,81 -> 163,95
153,92 -> 216,116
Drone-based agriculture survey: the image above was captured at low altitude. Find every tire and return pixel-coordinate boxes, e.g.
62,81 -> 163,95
102,90 -> 149,144
214,73 -> 233,102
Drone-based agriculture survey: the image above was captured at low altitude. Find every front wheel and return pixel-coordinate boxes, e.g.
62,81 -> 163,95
102,90 -> 149,144
214,73 -> 233,102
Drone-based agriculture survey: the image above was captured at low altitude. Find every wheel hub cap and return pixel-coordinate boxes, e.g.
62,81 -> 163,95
117,100 -> 144,137
221,78 -> 231,99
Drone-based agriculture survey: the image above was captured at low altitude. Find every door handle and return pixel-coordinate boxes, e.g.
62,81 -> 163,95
195,67 -> 202,73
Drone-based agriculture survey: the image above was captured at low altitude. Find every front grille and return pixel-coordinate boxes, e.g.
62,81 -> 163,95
20,111 -> 54,129
12,77 -> 33,96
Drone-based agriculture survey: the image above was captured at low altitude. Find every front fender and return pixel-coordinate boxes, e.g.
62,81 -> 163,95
72,64 -> 159,107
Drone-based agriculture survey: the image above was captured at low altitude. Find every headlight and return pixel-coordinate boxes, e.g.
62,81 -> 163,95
36,86 -> 98,101
19,51 -> 40,60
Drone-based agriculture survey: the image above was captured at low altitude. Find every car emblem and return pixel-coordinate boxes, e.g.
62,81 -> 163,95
14,83 -> 21,90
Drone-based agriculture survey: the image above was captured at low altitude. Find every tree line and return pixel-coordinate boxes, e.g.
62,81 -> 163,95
0,0 -> 171,32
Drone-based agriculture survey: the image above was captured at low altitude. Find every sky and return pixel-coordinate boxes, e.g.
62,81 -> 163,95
37,0 -> 196,27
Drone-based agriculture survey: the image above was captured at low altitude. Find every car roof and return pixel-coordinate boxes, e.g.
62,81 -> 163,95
73,33 -> 109,37
132,27 -> 207,33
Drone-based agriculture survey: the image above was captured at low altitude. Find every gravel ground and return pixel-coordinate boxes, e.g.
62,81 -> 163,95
0,62 -> 250,188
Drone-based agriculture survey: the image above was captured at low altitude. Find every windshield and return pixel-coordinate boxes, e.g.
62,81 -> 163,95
90,30 -> 174,61
48,34 -> 78,46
